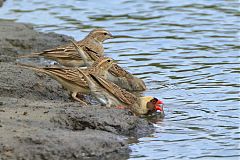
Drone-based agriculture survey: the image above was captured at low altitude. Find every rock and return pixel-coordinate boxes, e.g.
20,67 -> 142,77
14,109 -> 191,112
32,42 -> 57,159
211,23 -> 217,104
0,96 -> 130,160
52,107 -> 153,137
0,20 -> 153,159
0,62 -> 70,101
0,128 -> 129,160
0,19 -> 72,62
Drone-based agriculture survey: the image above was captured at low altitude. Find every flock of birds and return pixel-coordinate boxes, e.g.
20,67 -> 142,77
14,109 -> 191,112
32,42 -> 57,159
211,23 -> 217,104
18,29 -> 164,116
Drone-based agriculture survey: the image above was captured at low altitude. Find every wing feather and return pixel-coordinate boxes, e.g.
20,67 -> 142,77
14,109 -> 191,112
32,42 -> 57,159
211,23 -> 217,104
109,64 -> 133,78
43,67 -> 89,88
41,45 -> 82,59
90,74 -> 137,105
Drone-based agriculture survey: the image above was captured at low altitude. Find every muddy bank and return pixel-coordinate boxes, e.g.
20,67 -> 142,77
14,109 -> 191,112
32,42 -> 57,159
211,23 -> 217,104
0,20 -> 153,160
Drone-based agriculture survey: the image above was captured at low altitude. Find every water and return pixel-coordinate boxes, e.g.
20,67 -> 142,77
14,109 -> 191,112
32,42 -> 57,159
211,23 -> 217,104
1,0 -> 239,159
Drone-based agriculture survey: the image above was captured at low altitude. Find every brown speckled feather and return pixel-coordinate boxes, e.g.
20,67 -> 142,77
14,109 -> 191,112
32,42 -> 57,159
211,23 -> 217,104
42,67 -> 89,88
18,28 -> 112,64
81,46 -> 146,91
83,46 -> 101,60
89,73 -> 137,105
83,47 -> 132,78
39,43 -> 85,60
109,63 -> 132,78
17,55 -> 114,91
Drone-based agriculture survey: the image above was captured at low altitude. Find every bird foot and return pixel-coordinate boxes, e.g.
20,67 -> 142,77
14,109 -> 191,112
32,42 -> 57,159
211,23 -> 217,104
115,106 -> 126,109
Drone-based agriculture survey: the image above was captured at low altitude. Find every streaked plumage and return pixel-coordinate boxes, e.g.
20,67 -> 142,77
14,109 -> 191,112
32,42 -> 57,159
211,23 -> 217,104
17,56 -> 114,105
71,41 -> 146,91
18,29 -> 113,67
79,69 -> 162,115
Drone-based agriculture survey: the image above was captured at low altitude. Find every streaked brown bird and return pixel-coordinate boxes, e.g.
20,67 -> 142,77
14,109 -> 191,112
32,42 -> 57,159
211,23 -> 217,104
17,56 -> 114,105
71,40 -> 146,91
18,28 -> 113,67
78,69 -> 163,116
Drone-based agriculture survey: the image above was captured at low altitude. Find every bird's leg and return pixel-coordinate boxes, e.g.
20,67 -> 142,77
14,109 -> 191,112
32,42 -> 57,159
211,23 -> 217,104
115,106 -> 126,109
76,92 -> 85,99
71,92 -> 88,106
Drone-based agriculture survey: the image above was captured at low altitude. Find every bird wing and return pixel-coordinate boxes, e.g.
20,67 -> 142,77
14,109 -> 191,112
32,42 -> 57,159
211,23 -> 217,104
81,47 -> 135,79
90,74 -> 137,105
109,64 -> 133,78
42,43 -> 83,60
82,46 -> 101,61
43,67 -> 89,88
42,44 -> 102,61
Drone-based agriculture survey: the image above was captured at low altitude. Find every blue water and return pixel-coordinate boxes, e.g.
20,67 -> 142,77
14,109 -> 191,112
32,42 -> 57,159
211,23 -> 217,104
1,0 -> 239,159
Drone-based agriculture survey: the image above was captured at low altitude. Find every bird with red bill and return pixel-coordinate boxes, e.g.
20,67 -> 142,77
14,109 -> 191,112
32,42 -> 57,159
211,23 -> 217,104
156,99 -> 164,111
145,98 -> 164,115
78,68 -> 165,116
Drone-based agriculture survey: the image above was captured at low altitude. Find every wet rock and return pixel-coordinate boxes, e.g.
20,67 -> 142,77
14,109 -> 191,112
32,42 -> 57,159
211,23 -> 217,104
52,107 -> 153,137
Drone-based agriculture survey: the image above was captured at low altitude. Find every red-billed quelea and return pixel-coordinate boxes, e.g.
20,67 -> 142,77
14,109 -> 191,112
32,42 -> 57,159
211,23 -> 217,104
78,68 -> 164,116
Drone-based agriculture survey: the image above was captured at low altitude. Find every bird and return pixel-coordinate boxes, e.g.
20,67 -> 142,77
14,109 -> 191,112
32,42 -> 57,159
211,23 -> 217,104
17,55 -> 115,105
70,40 -> 146,91
78,69 -> 163,116
18,28 -> 113,67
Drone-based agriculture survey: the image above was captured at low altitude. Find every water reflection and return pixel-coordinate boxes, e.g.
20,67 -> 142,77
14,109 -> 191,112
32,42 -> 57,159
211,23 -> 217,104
0,0 -> 239,159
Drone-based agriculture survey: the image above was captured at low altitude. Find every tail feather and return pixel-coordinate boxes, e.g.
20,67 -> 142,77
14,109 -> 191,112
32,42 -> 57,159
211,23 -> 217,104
16,63 -> 68,79
18,52 -> 41,58
16,63 -> 46,74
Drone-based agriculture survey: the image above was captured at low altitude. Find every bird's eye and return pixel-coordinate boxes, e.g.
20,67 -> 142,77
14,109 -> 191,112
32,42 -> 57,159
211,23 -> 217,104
151,99 -> 157,103
103,33 -> 107,35
107,59 -> 111,62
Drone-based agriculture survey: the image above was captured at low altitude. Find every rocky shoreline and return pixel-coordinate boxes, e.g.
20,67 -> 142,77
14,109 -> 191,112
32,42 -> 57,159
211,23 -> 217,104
0,20 -> 154,160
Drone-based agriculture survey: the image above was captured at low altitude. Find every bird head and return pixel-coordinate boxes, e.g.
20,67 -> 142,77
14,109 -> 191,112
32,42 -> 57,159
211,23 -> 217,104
89,29 -> 114,42
92,57 -> 115,72
140,96 -> 164,115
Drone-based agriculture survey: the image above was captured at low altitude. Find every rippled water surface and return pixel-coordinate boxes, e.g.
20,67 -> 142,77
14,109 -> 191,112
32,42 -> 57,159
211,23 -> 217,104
1,0 -> 239,159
